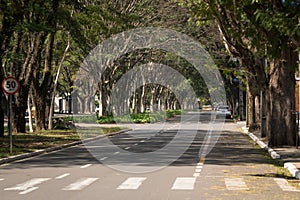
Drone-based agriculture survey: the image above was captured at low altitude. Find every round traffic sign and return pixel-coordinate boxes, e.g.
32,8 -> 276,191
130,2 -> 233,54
2,76 -> 20,95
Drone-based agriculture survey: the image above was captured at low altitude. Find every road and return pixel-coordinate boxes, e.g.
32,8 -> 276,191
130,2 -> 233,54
0,112 -> 299,200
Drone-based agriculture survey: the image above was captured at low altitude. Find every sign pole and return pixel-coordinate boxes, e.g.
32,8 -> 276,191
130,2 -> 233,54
9,94 -> 12,154
1,76 -> 20,154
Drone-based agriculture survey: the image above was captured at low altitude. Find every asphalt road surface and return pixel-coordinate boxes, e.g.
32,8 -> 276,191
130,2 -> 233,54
1,112 -> 299,200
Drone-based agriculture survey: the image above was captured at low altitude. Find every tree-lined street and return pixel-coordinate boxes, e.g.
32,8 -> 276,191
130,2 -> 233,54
1,113 -> 299,200
1,1 -> 300,199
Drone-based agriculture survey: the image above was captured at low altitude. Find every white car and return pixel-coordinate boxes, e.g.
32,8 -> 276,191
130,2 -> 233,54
216,105 -> 232,119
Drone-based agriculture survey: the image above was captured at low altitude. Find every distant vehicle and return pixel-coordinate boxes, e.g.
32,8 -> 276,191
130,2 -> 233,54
216,105 -> 232,119
202,105 -> 213,111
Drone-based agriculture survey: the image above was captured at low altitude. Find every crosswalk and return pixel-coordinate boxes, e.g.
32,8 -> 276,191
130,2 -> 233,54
4,178 -> 51,195
117,177 -> 146,190
62,178 -> 99,191
1,175 -> 299,194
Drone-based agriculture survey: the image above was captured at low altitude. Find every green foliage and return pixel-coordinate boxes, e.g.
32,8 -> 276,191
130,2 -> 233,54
97,110 -> 181,124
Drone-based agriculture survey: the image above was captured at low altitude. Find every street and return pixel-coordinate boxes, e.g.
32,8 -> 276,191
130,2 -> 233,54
0,112 -> 299,200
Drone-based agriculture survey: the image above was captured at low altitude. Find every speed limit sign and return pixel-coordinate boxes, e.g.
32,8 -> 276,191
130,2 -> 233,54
2,76 -> 20,95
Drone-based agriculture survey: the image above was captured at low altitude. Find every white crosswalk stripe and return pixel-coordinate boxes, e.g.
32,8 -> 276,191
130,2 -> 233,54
117,177 -> 147,190
3,175 -> 300,194
62,178 -> 99,191
4,178 -> 51,194
171,177 -> 196,190
224,178 -> 249,190
274,178 -> 300,192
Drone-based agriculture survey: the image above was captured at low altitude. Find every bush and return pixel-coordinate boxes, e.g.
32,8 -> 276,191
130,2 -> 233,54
96,110 -> 182,124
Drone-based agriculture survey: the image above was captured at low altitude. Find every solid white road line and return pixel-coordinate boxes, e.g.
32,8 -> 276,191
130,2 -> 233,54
224,178 -> 249,190
117,177 -> 147,190
62,178 -> 99,191
274,178 -> 300,192
4,178 -> 51,194
80,164 -> 92,169
171,177 -> 196,190
55,173 -> 70,179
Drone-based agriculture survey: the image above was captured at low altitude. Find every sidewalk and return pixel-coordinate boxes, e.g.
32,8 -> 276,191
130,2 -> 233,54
241,124 -> 300,179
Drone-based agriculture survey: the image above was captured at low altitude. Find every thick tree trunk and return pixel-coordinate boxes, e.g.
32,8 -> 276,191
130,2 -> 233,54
34,93 -> 46,131
0,74 -> 4,137
266,46 -> 297,146
13,92 -> 28,133
0,98 -> 4,137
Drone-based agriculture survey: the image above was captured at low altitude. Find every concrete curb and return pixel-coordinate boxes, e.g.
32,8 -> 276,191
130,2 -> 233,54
242,126 -> 300,179
284,162 -> 300,179
0,128 -> 131,165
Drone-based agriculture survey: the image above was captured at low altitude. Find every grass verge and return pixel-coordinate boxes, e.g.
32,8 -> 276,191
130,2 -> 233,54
0,127 -> 122,159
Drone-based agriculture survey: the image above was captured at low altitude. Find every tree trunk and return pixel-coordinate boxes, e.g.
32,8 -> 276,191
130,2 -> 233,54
0,98 -> 4,137
0,73 -> 4,137
12,93 -> 27,133
27,93 -> 34,132
266,46 -> 297,146
33,32 -> 55,131
48,38 -> 70,129
34,93 -> 46,131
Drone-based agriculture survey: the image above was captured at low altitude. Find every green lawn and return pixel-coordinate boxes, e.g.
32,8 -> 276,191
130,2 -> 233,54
0,127 -> 122,158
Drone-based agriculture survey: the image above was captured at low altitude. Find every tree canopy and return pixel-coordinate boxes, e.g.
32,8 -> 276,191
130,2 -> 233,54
177,0 -> 300,146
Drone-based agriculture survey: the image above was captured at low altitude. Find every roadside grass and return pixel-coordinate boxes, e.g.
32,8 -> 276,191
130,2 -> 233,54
245,134 -> 300,189
0,127 -> 122,159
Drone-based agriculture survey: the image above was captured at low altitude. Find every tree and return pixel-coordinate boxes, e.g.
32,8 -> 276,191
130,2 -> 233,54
1,0 -> 227,133
178,0 -> 299,146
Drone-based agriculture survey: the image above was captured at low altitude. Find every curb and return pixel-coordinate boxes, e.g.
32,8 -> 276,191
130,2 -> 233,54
284,162 -> 300,179
241,126 -> 300,179
0,128 -> 131,165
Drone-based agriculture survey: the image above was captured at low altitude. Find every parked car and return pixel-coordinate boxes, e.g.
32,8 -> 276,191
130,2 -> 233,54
216,105 -> 232,119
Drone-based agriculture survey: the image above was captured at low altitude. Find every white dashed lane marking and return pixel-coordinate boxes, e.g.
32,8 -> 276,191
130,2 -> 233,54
274,178 -> 300,192
171,177 -> 196,190
80,164 -> 92,169
195,168 -> 202,173
62,178 -> 99,191
55,173 -> 70,180
0,178 -> 4,181
224,178 -> 249,190
100,157 -> 108,161
117,177 -> 147,190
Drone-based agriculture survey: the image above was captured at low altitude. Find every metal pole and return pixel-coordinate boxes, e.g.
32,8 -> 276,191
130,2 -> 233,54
9,94 -> 12,154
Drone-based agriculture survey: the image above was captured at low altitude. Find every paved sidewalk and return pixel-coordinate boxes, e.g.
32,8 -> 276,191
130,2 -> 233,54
241,123 -> 300,179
